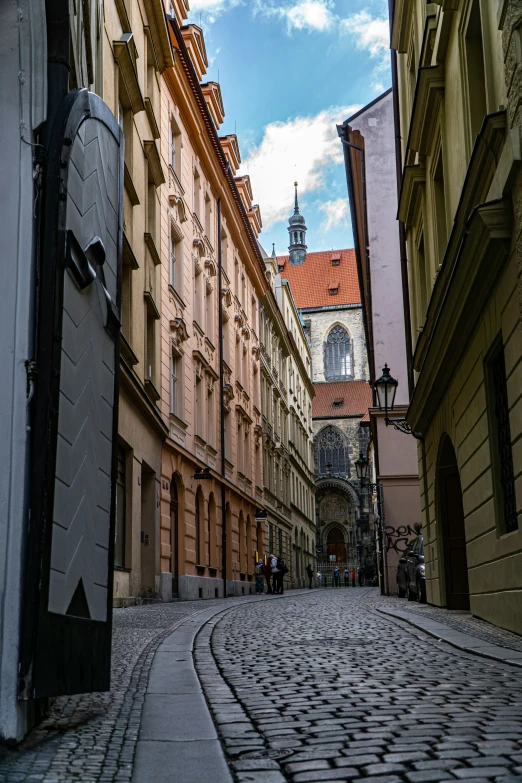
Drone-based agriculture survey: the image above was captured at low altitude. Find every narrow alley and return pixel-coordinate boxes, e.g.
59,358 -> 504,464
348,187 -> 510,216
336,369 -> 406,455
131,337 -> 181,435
2,590 -> 522,783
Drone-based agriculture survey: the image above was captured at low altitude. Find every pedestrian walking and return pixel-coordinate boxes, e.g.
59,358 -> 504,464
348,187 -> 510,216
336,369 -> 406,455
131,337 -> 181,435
264,557 -> 273,593
306,563 -> 314,589
358,567 -> 363,587
275,556 -> 288,594
351,567 -> 356,588
270,554 -> 279,594
333,566 -> 340,587
317,571 -> 322,587
254,560 -> 265,594
343,568 -> 349,587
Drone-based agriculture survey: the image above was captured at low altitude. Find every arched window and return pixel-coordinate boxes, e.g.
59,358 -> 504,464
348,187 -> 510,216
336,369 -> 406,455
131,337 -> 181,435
324,325 -> 352,380
314,426 -> 350,476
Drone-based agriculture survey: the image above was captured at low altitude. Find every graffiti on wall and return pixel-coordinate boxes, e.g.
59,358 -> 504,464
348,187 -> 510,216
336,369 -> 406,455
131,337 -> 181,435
385,525 -> 416,555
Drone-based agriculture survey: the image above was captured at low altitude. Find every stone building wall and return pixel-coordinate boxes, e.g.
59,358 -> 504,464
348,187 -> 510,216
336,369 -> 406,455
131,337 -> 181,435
305,305 -> 368,384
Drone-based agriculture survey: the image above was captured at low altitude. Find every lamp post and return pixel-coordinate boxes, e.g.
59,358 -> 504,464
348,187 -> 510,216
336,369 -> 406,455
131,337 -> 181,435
374,363 -> 422,438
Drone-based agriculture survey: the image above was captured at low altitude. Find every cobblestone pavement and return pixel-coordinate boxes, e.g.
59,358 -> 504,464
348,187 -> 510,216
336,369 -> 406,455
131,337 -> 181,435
0,596 -> 270,782
204,588 -> 522,783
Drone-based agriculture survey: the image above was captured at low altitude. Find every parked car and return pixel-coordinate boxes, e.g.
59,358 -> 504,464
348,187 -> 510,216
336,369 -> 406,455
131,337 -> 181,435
396,533 -> 426,603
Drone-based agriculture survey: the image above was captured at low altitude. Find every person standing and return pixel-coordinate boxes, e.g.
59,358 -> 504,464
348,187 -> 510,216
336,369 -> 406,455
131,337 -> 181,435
351,567 -> 356,588
254,560 -> 265,594
306,563 -> 313,589
275,556 -> 288,594
343,568 -> 349,587
264,557 -> 273,594
317,571 -> 322,587
333,566 -> 340,587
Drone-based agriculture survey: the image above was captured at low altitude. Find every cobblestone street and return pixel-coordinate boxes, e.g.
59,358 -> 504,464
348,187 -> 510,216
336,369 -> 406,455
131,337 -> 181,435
2,589 -> 522,782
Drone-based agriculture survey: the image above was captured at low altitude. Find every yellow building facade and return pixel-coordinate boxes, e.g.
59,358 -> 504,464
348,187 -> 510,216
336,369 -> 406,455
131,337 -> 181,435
393,0 -> 522,632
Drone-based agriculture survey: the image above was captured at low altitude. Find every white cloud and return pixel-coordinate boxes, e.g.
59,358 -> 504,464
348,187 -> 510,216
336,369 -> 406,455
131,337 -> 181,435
254,0 -> 336,33
188,0 -> 242,23
240,104 -> 359,229
319,198 -> 349,232
341,10 -> 390,82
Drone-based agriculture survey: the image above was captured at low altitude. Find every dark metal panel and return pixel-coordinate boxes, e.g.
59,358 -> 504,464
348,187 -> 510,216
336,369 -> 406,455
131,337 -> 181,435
20,89 -> 123,698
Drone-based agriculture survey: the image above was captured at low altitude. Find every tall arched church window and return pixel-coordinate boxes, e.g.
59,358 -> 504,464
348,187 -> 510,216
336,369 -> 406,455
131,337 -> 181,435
324,325 -> 352,380
314,426 -> 350,476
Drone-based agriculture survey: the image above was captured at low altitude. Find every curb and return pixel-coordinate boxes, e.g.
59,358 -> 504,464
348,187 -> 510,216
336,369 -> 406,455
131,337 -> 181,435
376,605 -> 522,669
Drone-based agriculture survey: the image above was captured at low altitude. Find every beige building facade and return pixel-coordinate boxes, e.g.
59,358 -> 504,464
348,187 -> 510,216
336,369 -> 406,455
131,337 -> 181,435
158,3 -> 269,599
393,0 -> 522,632
259,249 -> 316,588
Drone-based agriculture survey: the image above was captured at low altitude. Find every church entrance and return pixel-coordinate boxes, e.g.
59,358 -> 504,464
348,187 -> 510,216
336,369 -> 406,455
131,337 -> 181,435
327,527 -> 346,562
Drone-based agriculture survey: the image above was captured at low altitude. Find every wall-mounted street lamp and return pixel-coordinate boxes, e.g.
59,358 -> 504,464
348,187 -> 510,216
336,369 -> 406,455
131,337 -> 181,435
374,364 -> 421,438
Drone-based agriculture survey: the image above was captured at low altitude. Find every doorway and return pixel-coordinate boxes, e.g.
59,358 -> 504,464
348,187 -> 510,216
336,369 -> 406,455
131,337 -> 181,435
327,527 -> 346,562
170,478 -> 179,596
437,436 -> 470,610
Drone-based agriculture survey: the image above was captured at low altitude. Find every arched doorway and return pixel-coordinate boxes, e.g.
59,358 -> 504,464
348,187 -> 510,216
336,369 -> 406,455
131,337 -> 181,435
327,527 -> 346,562
437,436 -> 470,610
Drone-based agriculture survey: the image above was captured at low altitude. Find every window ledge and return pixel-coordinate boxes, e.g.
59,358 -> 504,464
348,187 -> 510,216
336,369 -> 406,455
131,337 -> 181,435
168,284 -> 186,309
114,565 -> 132,573
144,378 -> 161,402
170,413 -> 188,430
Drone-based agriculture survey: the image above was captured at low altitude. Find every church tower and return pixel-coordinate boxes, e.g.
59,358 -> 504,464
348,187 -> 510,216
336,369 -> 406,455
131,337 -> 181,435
288,182 -> 307,265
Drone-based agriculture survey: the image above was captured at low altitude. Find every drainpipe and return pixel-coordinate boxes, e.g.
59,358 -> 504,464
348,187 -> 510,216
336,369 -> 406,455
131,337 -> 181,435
217,197 -> 227,597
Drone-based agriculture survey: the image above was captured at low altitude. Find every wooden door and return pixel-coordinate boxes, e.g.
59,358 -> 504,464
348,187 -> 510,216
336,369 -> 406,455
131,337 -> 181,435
439,465 -> 470,610
327,527 -> 346,562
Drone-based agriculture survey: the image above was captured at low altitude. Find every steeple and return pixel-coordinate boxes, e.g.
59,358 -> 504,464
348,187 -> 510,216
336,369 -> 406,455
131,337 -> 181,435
288,182 -> 307,265
271,243 -> 276,258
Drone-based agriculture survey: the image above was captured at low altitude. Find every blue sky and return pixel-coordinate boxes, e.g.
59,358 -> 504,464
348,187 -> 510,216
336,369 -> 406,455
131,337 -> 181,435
188,0 -> 391,253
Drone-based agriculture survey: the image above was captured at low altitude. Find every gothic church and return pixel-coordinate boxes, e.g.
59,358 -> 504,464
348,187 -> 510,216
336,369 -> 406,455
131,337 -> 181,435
275,186 -> 373,572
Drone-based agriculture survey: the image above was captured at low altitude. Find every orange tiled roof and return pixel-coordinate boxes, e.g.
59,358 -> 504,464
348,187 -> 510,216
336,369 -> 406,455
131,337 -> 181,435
312,380 -> 373,418
277,249 -> 359,308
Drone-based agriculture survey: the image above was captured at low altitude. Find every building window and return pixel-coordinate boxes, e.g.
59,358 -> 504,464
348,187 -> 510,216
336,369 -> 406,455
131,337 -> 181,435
433,149 -> 447,266
314,425 -> 350,476
205,283 -> 214,343
170,119 -> 181,175
171,351 -> 180,417
195,375 -> 203,438
324,325 -> 352,380
121,255 -> 132,342
114,445 -> 127,567
194,266 -> 203,326
170,233 -> 179,289
205,193 -> 212,243
465,0 -> 487,144
207,382 -> 215,448
193,168 -> 200,219
146,307 -> 155,381
486,339 -> 518,535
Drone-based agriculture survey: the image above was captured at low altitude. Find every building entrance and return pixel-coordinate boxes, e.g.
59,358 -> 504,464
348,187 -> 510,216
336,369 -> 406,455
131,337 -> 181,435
437,436 -> 470,610
327,527 -> 346,562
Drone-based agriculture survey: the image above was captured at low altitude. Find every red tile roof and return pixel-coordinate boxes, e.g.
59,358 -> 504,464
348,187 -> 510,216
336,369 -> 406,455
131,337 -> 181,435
277,249 -> 360,308
312,380 -> 373,418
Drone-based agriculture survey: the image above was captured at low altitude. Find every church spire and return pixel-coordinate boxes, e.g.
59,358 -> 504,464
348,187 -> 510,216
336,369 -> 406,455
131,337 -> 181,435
271,242 -> 276,258
288,182 -> 307,265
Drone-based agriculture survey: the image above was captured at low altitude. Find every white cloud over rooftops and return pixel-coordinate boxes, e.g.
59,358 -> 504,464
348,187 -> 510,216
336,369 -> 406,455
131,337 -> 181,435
240,104 -> 360,229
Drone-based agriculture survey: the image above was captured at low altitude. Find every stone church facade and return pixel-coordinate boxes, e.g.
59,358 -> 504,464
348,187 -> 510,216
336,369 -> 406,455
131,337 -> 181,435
276,189 -> 373,576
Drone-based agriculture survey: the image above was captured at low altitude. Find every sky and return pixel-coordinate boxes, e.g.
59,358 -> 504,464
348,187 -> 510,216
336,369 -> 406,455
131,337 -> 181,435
187,0 -> 391,254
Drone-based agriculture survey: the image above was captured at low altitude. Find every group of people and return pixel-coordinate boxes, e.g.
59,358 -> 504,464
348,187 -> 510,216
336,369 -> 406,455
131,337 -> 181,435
253,558 -> 365,592
254,554 -> 289,594
316,567 -> 364,587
